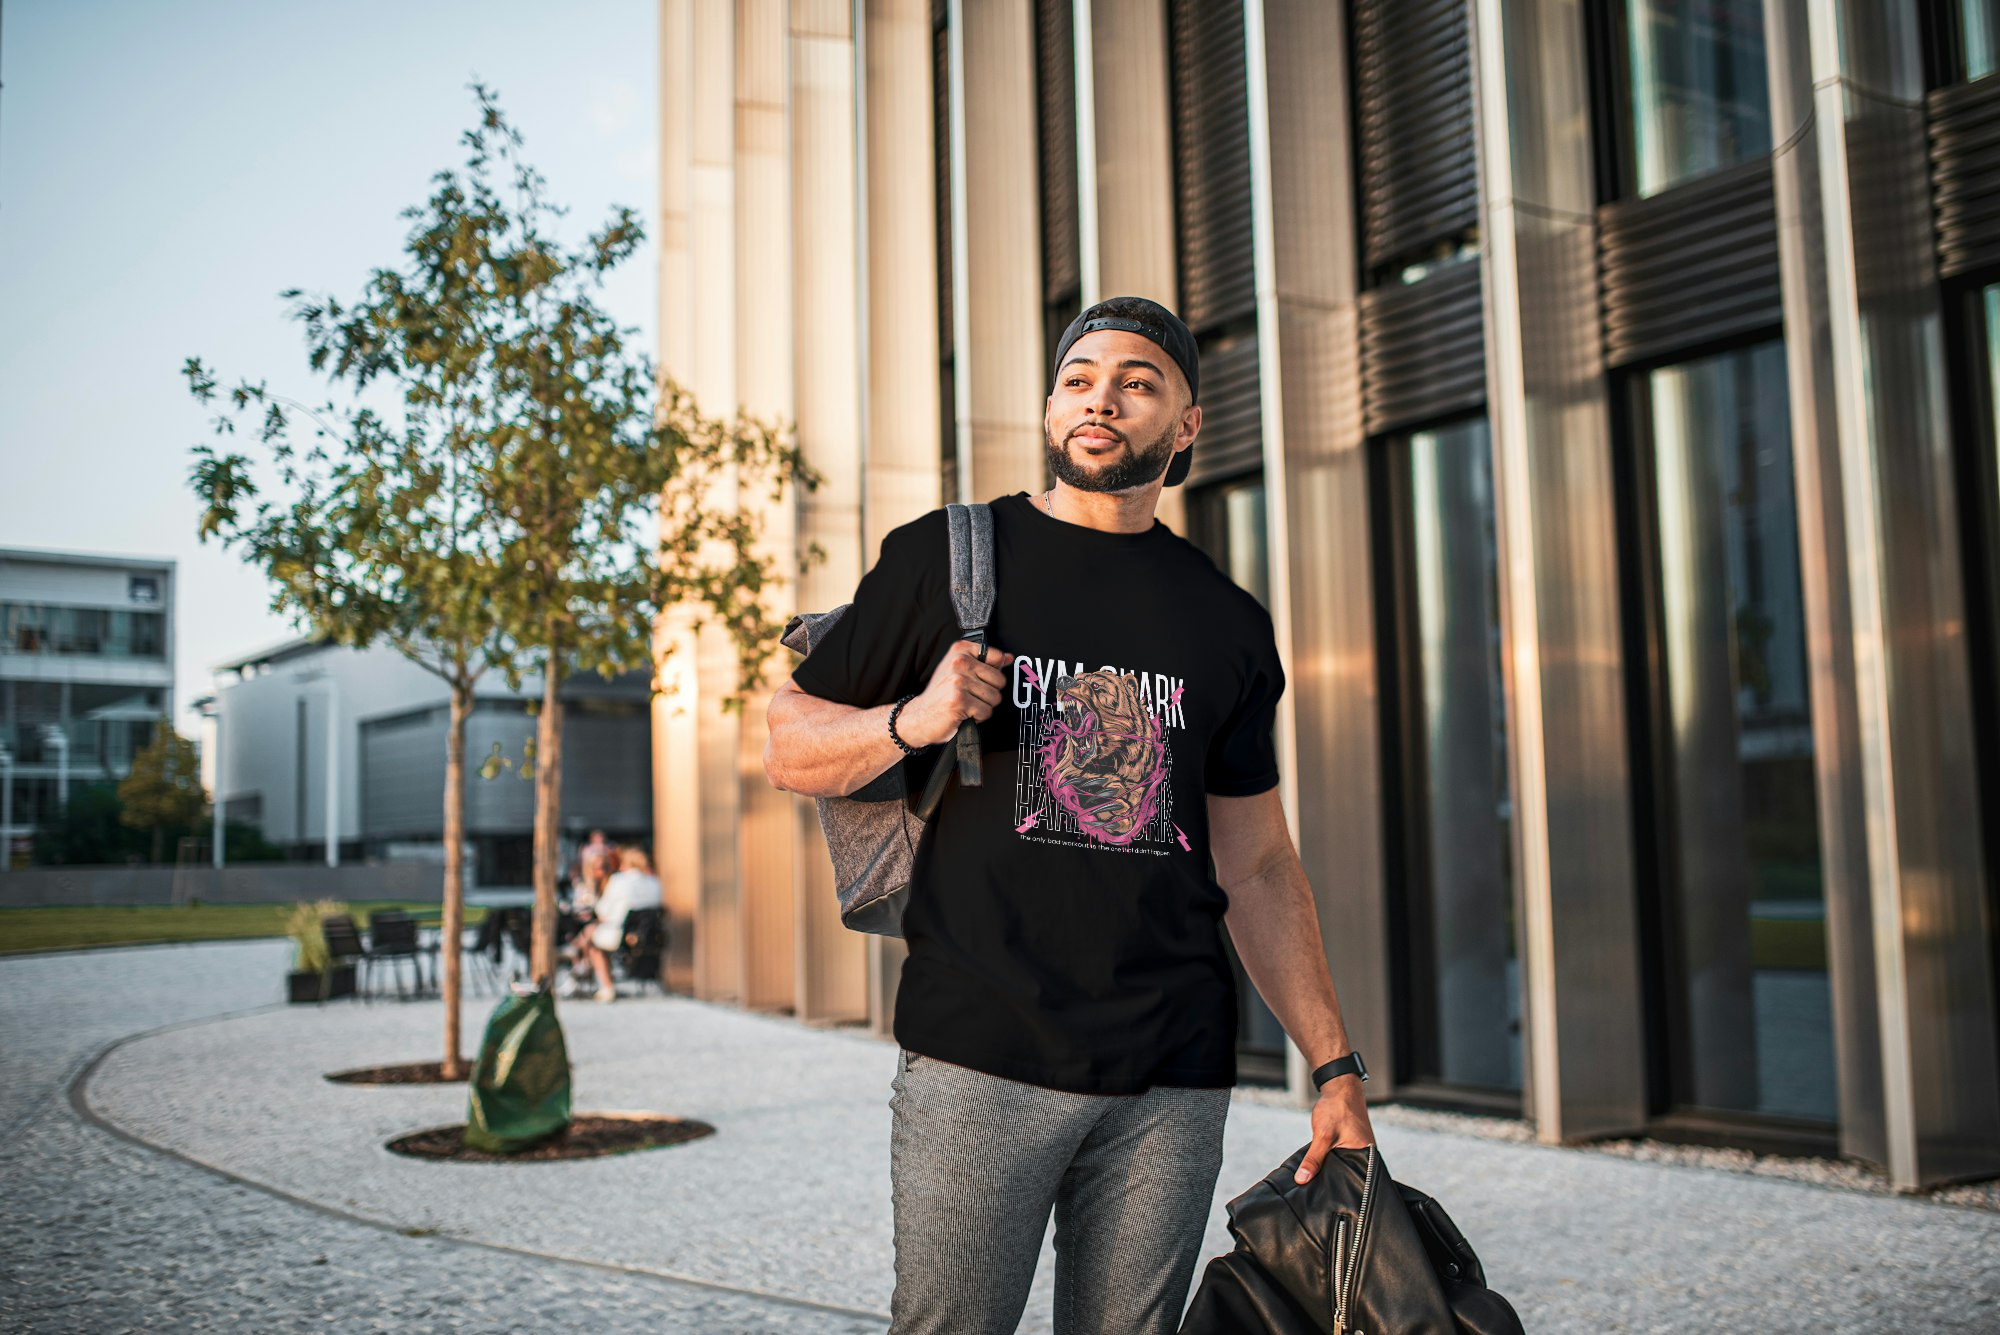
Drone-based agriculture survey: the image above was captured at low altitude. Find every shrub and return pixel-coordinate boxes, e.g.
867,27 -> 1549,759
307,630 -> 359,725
283,899 -> 349,974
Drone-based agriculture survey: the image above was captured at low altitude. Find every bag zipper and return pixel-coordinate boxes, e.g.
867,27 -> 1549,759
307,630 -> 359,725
1331,1218 -> 1348,1335
1332,1148 -> 1378,1335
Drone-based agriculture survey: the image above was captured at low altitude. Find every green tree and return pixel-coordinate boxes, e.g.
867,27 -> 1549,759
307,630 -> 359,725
188,85 -> 818,1011
461,89 -> 816,983
119,730 -> 207,864
32,783 -> 142,865
187,96 -> 519,1076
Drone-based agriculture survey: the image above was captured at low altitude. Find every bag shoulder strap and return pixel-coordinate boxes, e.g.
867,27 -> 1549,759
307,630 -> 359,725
914,502 -> 996,817
944,502 -> 995,637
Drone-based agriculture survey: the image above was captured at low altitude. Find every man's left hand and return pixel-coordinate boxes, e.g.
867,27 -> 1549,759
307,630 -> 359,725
1293,1075 -> 1375,1184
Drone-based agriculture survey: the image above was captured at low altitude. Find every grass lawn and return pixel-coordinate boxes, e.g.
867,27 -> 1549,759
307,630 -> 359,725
0,901 -> 487,957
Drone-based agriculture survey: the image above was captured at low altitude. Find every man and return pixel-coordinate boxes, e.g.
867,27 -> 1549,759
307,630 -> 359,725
764,297 -> 1372,1335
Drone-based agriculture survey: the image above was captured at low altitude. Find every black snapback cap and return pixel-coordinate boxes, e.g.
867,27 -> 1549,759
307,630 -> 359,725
1051,296 -> 1199,487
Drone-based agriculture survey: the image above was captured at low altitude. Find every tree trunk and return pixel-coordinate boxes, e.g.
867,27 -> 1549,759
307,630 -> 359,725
530,658 -> 565,985
441,685 -> 470,1079
150,826 -> 163,865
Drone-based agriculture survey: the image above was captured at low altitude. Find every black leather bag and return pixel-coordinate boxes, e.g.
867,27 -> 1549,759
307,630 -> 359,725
1179,1144 -> 1525,1335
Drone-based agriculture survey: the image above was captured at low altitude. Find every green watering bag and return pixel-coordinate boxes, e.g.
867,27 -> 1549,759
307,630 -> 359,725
464,984 -> 572,1153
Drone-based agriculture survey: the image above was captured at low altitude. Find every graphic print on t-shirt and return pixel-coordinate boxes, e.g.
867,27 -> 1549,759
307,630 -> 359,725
1010,653 -> 1192,855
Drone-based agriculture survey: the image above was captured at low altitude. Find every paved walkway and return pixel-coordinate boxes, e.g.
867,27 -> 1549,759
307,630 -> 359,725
1,940 -> 1996,1333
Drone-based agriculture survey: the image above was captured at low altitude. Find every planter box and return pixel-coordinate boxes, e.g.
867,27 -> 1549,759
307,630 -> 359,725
287,971 -> 326,1005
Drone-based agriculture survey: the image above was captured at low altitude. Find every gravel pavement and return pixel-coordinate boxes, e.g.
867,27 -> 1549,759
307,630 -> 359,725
2,938 -> 1997,1333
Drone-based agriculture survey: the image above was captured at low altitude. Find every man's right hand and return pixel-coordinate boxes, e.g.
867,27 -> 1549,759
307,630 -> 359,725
897,640 -> 1015,747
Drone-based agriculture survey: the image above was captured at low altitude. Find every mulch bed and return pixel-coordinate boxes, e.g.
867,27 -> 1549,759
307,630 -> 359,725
326,1061 -> 470,1086
385,1114 -> 716,1162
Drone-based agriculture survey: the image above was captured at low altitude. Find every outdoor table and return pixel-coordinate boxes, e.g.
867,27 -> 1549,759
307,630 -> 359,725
467,887 -> 536,910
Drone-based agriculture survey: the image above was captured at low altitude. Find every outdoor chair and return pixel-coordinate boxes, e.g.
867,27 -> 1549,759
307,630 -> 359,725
613,907 -> 669,996
502,907 -> 533,974
471,910 -> 513,969
463,907 -> 534,987
321,915 -> 367,1004
361,911 -> 426,1000
460,915 -> 505,996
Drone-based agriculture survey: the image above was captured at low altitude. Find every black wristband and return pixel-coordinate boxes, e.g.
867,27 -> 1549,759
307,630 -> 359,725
886,693 -> 920,755
1311,1051 -> 1369,1090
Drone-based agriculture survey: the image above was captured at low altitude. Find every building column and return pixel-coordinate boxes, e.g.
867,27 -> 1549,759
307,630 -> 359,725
1075,0 -> 1175,310
1242,0 -> 1391,1102
660,0 -> 744,1004
1075,0 -> 1182,532
1764,0 -> 2000,1189
1469,0 -> 1647,1142
786,0 -> 871,1024
856,0 -> 949,1033
949,0 -> 1046,501
731,0 -> 799,1014
654,0 -> 699,994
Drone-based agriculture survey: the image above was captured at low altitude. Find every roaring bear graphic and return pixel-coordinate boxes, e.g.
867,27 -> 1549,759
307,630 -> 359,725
1039,669 -> 1168,845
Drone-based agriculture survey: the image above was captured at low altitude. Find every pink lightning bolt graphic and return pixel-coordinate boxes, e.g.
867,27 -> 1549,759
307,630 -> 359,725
1019,659 -> 1043,690
1167,687 -> 1189,846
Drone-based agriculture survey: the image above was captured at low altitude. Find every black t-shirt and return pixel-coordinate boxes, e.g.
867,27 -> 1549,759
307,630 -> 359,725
789,491 -> 1285,1095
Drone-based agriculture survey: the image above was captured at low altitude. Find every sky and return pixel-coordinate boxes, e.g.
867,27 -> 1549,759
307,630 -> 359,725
0,0 -> 660,734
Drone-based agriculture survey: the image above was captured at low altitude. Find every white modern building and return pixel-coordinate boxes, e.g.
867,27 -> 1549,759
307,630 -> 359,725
0,548 -> 177,864
207,639 -> 654,885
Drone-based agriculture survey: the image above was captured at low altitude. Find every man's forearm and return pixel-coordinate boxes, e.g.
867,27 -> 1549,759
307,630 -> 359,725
1222,853 -> 1355,1072
764,688 -> 913,798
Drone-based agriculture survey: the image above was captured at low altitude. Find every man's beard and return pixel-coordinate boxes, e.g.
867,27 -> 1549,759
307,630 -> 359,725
1043,420 -> 1179,492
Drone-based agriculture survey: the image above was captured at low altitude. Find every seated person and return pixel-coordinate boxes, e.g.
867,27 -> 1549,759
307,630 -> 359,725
579,846 -> 662,1003
571,829 -> 612,913
558,835 -> 615,989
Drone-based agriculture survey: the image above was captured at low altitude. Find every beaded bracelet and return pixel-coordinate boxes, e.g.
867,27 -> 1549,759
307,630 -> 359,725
886,692 -> 920,755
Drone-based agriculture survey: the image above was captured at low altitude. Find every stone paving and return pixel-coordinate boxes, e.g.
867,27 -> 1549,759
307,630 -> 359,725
2,938 -> 1998,1333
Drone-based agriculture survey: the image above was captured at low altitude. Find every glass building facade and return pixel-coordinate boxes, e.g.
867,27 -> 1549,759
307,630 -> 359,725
1383,418 -> 1519,1098
656,0 -> 2000,1188
0,552 -> 176,853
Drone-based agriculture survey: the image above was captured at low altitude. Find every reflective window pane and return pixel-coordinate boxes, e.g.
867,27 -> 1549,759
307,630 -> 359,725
1185,474 -> 1286,1079
1397,419 -> 1520,1092
1967,0 -> 2000,81
1986,286 -> 2000,463
1647,342 -> 1835,1122
1625,0 -> 1773,196
1192,477 -> 1269,610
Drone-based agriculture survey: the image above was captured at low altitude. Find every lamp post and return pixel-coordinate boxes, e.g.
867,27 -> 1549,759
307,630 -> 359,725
0,740 -> 14,873
39,724 -> 68,813
195,696 -> 225,870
